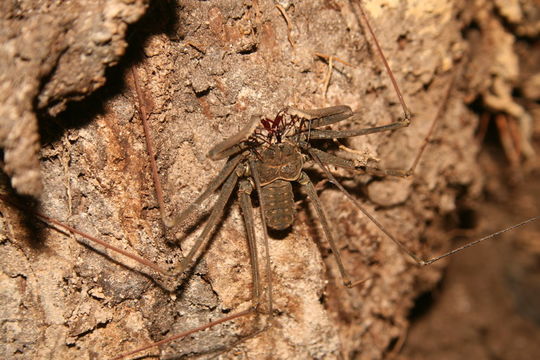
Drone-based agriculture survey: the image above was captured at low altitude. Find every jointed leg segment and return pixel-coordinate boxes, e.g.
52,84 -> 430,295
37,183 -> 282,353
171,170 -> 239,276
305,116 -> 410,140
164,154 -> 243,228
306,147 -> 412,177
298,172 -> 369,287
287,105 -> 353,128
248,159 -> 275,316
238,179 -> 262,305
307,148 -> 539,269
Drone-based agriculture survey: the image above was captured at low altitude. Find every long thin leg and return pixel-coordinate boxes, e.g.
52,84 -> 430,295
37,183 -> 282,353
238,179 -> 262,305
288,106 -> 409,143
407,71 -> 456,174
298,172 -> 368,288
165,154 -> 243,228
287,1 -> 412,135
112,308 -> 256,360
133,67 -> 245,229
208,114 -> 261,160
0,194 -> 170,275
308,148 -> 539,267
306,146 -> 411,177
304,69 -> 458,178
133,66 -> 249,278
353,0 -> 411,120
304,116 -> 410,140
287,0 -> 412,136
248,159 -> 274,317
1,172 -> 260,360
114,180 -> 270,360
287,105 -> 353,128
172,170 -> 239,276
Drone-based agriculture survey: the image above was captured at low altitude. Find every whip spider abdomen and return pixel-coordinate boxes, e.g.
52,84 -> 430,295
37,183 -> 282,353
2,2 -> 538,359
254,143 -> 304,231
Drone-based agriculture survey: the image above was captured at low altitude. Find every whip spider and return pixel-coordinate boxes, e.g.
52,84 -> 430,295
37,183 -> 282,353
1,1 -> 538,359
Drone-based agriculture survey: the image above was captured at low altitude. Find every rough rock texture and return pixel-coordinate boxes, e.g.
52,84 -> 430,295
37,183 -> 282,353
0,1 -> 539,360
0,0 -> 148,195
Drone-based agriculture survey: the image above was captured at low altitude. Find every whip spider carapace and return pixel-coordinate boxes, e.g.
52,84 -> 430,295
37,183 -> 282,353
1,1 -> 538,360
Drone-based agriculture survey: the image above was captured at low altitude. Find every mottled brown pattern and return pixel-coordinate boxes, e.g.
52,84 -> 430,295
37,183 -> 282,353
1,0 -> 538,359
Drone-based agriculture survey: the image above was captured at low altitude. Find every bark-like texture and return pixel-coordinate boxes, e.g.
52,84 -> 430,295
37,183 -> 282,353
0,0 -> 148,196
1,1 -> 539,359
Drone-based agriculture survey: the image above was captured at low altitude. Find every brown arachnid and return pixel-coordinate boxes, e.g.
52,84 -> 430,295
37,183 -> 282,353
1,1 -> 538,359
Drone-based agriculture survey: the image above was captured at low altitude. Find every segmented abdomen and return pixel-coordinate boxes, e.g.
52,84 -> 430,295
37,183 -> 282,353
261,180 -> 295,231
